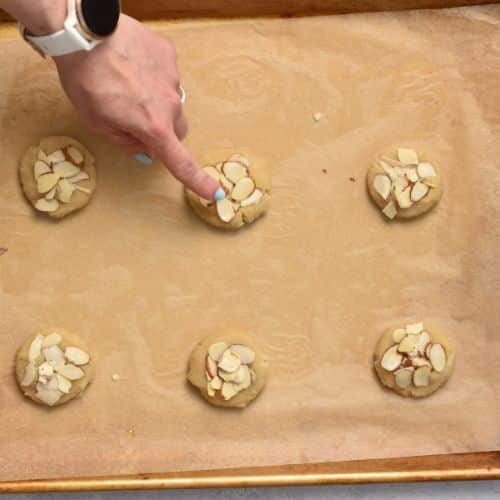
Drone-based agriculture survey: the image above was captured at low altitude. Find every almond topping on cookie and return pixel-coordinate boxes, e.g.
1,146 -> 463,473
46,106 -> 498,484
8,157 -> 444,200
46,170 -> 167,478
381,323 -> 448,391
197,154 -> 264,223
31,142 -> 92,211
20,331 -> 91,406
204,341 -> 257,400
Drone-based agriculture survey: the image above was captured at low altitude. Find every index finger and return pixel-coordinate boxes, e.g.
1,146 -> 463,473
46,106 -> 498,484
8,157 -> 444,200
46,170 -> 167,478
154,133 -> 222,200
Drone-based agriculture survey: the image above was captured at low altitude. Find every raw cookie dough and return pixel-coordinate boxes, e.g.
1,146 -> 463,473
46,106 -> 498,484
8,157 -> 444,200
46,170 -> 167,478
187,331 -> 268,408
367,147 -> 442,220
15,327 -> 94,407
373,322 -> 455,398
185,151 -> 271,230
19,136 -> 96,219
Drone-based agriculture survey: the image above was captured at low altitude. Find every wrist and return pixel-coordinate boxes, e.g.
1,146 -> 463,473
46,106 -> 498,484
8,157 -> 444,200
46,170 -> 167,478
4,0 -> 67,35
28,0 -> 67,35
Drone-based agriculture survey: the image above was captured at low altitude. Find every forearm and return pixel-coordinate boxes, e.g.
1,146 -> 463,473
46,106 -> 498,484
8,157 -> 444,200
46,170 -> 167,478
0,0 -> 66,34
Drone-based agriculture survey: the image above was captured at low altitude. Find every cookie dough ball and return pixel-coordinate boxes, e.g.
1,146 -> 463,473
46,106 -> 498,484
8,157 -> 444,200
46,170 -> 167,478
373,322 -> 455,398
185,152 -> 271,230
187,331 -> 268,408
367,147 -> 442,220
15,327 -> 94,407
19,136 -> 96,219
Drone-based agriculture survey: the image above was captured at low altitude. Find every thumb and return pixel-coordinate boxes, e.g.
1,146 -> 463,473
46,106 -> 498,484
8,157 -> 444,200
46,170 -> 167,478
154,133 -> 221,200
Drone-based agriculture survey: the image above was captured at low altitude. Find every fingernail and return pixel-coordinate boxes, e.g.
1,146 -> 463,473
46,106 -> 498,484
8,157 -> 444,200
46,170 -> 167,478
214,188 -> 226,201
135,153 -> 153,165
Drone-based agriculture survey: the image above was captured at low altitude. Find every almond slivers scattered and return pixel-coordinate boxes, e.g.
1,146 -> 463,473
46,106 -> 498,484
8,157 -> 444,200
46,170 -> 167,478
199,155 -> 264,223
205,342 -> 257,401
380,323 -> 447,389
32,144 -> 90,211
372,148 -> 437,219
22,332 -> 90,406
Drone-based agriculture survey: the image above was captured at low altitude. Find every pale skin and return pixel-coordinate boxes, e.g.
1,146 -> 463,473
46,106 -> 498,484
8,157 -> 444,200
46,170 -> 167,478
0,0 -> 220,200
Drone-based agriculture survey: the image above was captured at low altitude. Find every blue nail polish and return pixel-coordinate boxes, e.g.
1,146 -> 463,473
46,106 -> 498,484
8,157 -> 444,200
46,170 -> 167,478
214,188 -> 226,201
135,153 -> 153,165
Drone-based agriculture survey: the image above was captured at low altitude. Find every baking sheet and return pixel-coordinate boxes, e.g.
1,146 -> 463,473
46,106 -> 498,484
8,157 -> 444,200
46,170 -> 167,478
1,5 -> 499,482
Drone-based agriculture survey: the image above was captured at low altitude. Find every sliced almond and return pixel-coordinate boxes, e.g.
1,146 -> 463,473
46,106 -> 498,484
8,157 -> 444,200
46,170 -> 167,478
394,368 -> 413,388
38,362 -> 54,378
44,375 -> 59,391
398,334 -> 419,353
397,148 -> 419,165
382,201 -> 397,220
53,161 -> 81,179
208,342 -> 228,362
417,331 -> 430,356
56,363 -> 85,381
37,173 -> 60,194
219,175 -> 234,194
205,355 -> 218,379
429,343 -> 446,372
66,146 -> 84,165
373,175 -> 391,200
42,345 -> 65,364
392,329 -> 406,343
215,162 -> 224,172
231,177 -> 255,202
67,171 -> 90,184
410,182 -> 429,202
56,179 -> 76,203
406,323 -> 424,335
46,149 -> 66,165
221,382 -> 239,400
38,149 -> 49,162
413,366 -> 431,387
42,332 -> 62,348
425,343 -> 433,359
379,161 -> 397,180
406,168 -> 419,183
241,189 -> 263,207
207,383 -> 215,397
229,154 -> 250,168
28,335 -> 43,362
35,198 -> 59,213
203,166 -> 221,181
210,376 -> 222,390
237,365 -> 252,390
56,373 -> 72,394
75,185 -> 91,195
64,346 -> 90,365
220,364 -> 249,384
380,345 -> 403,372
229,344 -> 255,364
35,388 -> 62,406
222,161 -> 248,184
394,186 -> 412,209
33,160 -> 51,180
412,357 -> 431,368
218,350 -> 241,373
45,187 -> 57,200
21,362 -> 37,386
216,198 -> 235,223
417,162 -> 436,178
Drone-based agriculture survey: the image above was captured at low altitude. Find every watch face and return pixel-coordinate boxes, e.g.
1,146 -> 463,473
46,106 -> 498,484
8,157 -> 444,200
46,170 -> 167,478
80,0 -> 121,37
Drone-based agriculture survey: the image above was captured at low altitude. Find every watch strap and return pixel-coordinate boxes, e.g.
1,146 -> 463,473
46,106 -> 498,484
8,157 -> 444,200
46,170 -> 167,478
21,0 -> 101,57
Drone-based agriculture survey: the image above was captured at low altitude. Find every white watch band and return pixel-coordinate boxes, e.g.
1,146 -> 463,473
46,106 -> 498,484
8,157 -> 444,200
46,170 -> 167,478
22,0 -> 101,57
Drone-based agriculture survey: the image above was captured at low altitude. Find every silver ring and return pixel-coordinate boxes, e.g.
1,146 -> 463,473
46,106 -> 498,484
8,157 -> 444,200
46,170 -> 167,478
178,85 -> 186,104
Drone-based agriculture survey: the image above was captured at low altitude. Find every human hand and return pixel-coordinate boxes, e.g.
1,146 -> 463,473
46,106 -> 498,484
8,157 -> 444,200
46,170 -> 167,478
54,14 -> 221,200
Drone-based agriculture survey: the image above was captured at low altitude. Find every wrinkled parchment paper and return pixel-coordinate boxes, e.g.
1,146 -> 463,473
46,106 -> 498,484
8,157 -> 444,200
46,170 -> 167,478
1,5 -> 499,482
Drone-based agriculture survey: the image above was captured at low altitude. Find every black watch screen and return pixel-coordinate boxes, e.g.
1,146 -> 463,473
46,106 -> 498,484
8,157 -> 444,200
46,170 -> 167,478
80,0 -> 121,37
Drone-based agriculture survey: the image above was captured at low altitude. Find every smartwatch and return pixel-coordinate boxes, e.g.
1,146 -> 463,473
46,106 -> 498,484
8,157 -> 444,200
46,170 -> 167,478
19,0 -> 121,57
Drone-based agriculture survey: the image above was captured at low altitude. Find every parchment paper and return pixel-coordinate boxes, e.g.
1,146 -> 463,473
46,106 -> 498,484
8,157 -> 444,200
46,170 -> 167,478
1,5 -> 499,481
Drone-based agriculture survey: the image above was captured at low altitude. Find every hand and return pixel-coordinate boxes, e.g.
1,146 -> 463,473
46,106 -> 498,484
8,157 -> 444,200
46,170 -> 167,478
54,14 -> 220,199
